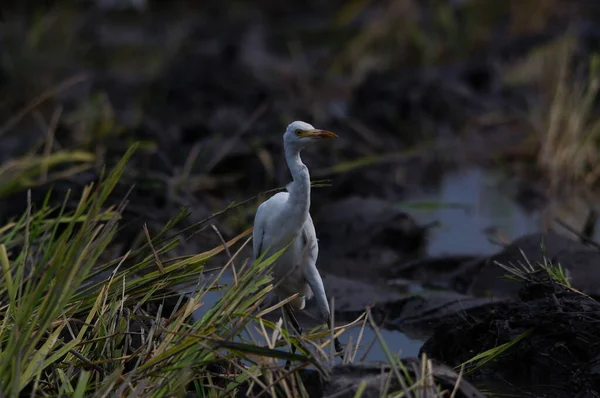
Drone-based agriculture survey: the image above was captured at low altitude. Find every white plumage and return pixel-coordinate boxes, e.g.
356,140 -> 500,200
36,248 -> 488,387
252,121 -> 338,331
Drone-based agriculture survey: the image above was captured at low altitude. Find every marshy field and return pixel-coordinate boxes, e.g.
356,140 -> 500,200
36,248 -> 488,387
2,0 -> 600,397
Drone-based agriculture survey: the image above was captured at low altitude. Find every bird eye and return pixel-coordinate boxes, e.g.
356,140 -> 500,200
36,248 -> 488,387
295,129 -> 303,136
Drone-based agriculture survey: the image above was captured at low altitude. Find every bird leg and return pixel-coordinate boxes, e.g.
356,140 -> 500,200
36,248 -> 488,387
283,304 -> 303,370
285,304 -> 303,336
327,316 -> 343,354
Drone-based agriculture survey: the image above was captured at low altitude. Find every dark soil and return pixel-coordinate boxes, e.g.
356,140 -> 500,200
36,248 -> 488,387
421,269 -> 600,397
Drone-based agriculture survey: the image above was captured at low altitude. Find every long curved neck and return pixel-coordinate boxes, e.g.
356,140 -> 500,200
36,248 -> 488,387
284,143 -> 310,218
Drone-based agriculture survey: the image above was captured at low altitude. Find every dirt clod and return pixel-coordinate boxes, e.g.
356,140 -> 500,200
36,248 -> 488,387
422,269 -> 600,397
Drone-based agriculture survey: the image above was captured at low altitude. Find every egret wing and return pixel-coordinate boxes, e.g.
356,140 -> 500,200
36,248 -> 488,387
252,192 -> 288,261
252,207 -> 265,260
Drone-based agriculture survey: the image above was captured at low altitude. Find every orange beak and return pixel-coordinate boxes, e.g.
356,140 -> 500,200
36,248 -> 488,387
300,129 -> 338,139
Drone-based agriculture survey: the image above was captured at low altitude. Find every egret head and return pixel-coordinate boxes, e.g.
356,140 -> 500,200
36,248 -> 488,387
283,120 -> 337,151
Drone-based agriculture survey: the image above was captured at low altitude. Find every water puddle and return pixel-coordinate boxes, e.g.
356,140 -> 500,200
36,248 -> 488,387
407,167 -> 542,256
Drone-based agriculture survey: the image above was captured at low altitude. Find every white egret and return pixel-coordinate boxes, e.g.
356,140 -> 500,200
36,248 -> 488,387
252,120 -> 342,354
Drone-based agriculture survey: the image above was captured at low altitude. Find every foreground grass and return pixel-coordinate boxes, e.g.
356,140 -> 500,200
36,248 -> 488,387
0,144 -> 301,396
0,144 -> 463,397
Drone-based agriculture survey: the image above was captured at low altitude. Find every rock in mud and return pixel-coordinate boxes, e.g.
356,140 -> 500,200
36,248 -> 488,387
421,268 -> 600,397
378,292 -> 509,340
469,232 -> 600,298
385,254 -> 486,293
314,196 -> 429,283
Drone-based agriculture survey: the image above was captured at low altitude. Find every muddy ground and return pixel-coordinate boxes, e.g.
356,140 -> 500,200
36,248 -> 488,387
3,0 -> 600,396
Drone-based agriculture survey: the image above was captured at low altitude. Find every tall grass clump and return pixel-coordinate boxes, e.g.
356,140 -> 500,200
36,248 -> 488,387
538,41 -> 600,195
0,145 -> 132,395
505,33 -> 600,196
0,144 -> 316,397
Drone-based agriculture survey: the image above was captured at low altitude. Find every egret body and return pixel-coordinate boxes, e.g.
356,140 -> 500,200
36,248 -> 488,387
252,120 -> 341,352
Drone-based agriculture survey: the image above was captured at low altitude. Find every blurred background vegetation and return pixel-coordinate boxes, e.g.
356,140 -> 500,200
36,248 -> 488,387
1,0 -> 600,236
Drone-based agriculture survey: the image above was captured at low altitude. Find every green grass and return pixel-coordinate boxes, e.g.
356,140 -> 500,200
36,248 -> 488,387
0,144 -> 289,396
492,237 -> 573,289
